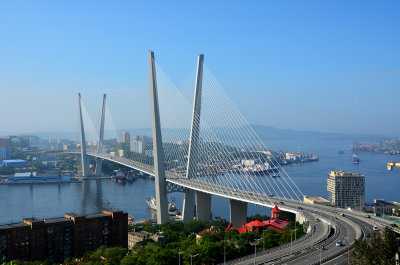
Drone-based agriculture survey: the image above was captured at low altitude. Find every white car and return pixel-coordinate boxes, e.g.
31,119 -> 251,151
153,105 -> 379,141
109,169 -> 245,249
373,226 -> 379,231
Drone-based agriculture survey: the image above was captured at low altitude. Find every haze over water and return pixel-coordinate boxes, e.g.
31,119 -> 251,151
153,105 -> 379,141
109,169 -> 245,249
1,137 -> 398,225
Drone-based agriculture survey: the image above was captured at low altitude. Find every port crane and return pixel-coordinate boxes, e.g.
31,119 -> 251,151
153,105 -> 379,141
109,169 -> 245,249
387,161 -> 400,171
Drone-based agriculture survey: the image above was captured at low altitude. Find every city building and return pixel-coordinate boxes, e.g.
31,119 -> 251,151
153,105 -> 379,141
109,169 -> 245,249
225,205 -> 289,234
0,209 -> 127,262
327,171 -> 365,209
130,140 -> 144,154
0,137 -> 12,149
367,199 -> 400,214
303,195 -> 331,206
0,146 -> 11,160
0,159 -> 29,168
122,132 -> 130,143
128,227 -> 164,249
118,149 -> 124,157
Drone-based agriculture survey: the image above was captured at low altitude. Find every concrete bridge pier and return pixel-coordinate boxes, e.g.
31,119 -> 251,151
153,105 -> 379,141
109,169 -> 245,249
230,199 -> 247,227
182,190 -> 195,223
196,191 -> 211,221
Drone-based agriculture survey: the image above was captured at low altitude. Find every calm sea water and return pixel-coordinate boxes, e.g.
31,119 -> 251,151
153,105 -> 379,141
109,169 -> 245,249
0,138 -> 399,225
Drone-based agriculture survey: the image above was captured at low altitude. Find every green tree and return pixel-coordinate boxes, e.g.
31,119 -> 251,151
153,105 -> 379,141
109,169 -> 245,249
351,227 -> 399,265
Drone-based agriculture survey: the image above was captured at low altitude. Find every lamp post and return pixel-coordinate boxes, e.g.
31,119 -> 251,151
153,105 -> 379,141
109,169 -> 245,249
178,250 -> 184,265
314,246 -> 322,265
251,239 -> 261,265
262,230 -> 265,251
223,239 -> 228,265
190,254 -> 198,265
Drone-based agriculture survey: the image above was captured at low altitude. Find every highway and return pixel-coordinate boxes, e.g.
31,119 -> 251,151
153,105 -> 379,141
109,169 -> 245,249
79,152 -> 399,265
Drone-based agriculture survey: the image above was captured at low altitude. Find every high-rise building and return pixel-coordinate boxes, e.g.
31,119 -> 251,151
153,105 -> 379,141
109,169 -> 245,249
121,132 -> 130,143
130,140 -> 144,154
327,171 -> 365,209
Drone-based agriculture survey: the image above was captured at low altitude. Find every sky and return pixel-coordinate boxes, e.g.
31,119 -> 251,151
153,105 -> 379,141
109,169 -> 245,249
0,1 -> 399,136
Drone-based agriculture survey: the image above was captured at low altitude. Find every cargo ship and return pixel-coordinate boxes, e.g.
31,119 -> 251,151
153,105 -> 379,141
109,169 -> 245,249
352,154 -> 359,164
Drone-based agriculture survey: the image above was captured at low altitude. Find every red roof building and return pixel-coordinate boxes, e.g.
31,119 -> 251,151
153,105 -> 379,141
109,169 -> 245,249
262,205 -> 289,232
225,205 -> 289,234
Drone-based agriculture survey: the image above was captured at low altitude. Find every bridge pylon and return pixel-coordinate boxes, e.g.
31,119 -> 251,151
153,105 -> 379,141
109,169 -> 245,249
183,54 -> 208,222
78,93 -> 89,177
95,94 -> 106,177
148,51 -> 169,224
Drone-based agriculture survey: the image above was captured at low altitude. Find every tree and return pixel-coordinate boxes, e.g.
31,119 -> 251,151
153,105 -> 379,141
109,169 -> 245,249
351,227 -> 399,265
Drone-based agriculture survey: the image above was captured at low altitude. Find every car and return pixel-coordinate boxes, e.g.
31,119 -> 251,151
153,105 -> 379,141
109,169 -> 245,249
365,214 -> 370,218
315,218 -> 320,222
280,202 -> 285,205
336,240 -> 342,247
366,233 -> 371,237
298,207 -> 303,210
373,226 -> 379,231
390,223 -> 398,228
269,194 -> 274,197
339,213 -> 345,217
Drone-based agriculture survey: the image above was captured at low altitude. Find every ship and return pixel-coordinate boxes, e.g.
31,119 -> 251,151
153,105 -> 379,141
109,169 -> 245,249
339,151 -> 345,154
352,154 -> 359,164
146,197 -> 181,216
112,170 -> 126,184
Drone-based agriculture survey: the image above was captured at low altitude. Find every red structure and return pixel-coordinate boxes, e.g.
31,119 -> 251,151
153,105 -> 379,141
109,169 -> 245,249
226,205 -> 289,234
262,205 -> 289,232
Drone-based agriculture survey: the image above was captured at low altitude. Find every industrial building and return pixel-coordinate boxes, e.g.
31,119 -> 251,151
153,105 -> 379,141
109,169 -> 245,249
0,159 -> 29,168
327,171 -> 365,209
0,209 -> 128,262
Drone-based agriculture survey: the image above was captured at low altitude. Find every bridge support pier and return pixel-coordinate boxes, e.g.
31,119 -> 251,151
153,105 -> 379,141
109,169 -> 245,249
78,93 -> 89,177
149,51 -> 169,224
182,189 -> 195,223
95,94 -> 106,178
230,199 -> 247,227
196,191 -> 211,222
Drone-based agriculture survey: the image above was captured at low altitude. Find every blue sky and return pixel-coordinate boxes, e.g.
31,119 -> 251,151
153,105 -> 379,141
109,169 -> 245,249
0,1 -> 399,135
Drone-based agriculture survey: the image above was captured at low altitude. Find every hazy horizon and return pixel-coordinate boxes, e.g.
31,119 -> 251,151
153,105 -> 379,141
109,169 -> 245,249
1,1 -> 399,135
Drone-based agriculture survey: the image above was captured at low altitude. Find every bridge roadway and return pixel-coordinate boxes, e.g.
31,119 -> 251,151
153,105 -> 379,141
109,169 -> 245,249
82,152 -> 399,264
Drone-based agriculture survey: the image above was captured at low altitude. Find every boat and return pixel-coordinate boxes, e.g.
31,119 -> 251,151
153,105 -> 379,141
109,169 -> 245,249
352,154 -> 359,164
112,170 -> 126,183
339,151 -> 345,154
146,197 -> 181,216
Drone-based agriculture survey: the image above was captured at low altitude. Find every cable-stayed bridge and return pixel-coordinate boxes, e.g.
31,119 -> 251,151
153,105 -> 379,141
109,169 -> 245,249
76,51 -> 305,226
73,51 -> 399,264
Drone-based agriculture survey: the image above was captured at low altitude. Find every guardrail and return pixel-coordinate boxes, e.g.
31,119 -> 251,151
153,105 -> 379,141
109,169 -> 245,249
219,212 -> 332,265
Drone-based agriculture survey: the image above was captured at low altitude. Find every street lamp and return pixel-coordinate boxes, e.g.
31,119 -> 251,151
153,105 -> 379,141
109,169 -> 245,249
314,245 -> 322,265
223,238 -> 228,265
291,228 -> 298,255
190,254 -> 199,265
251,239 -> 261,265
178,250 -> 184,265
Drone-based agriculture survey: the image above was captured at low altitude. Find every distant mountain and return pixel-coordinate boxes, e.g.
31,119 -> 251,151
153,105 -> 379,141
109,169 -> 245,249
251,125 -> 384,142
0,125 -> 386,143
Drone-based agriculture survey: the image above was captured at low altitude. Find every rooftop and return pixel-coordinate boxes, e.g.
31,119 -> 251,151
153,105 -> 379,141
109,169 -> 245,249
329,171 -> 364,177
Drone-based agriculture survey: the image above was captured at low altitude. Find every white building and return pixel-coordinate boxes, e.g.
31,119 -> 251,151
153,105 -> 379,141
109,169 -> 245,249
130,140 -> 144,154
327,171 -> 365,209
